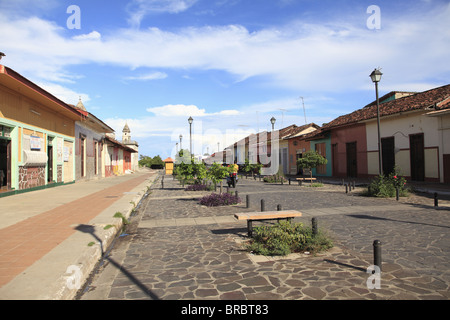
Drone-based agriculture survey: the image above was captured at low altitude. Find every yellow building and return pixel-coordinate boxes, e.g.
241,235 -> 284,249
0,65 -> 80,195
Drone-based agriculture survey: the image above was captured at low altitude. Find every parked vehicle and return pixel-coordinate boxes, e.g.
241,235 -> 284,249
227,172 -> 238,188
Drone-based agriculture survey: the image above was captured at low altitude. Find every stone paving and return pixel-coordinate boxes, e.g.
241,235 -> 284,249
80,174 -> 450,300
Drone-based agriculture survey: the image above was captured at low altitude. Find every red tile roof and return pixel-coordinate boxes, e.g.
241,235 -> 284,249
323,84 -> 450,130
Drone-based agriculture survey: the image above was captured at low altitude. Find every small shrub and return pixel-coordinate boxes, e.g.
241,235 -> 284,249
246,221 -> 333,256
185,184 -> 213,191
308,183 -> 324,188
199,193 -> 241,207
368,167 -> 409,198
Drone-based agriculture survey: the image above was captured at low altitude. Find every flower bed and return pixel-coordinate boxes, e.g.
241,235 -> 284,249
184,184 -> 213,191
199,192 -> 241,207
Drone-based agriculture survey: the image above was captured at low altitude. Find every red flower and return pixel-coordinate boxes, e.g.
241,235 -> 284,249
393,175 -> 397,179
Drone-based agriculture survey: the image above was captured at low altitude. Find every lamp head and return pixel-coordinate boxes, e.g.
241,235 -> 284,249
370,68 -> 383,83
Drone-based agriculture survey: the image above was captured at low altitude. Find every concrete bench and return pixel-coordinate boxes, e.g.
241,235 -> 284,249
234,210 -> 302,237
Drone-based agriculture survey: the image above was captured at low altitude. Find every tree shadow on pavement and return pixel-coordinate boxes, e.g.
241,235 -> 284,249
347,214 -> 450,229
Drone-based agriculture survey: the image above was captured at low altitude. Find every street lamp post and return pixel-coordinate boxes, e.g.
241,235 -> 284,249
370,68 -> 383,175
270,117 -> 276,131
188,116 -> 193,156
179,134 -> 183,151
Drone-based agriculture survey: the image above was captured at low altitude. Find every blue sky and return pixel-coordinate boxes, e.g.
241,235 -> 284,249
1,0 -> 449,159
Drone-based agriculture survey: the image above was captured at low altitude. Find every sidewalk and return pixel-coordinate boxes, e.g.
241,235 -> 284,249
80,176 -> 450,300
0,168 -> 159,300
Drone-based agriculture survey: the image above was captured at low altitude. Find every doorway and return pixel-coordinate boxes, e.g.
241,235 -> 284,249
80,136 -> 86,177
47,143 -> 53,183
332,143 -> 338,176
410,134 -> 425,181
346,142 -> 357,178
382,137 -> 395,176
0,139 -> 11,191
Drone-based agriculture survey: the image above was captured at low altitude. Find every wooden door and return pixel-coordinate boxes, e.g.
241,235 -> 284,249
332,144 -> 338,176
6,140 -> 10,189
346,142 -> 357,178
315,143 -> 326,175
81,137 -> 85,177
444,154 -> 450,184
382,137 -> 395,176
47,145 -> 53,183
410,134 -> 425,181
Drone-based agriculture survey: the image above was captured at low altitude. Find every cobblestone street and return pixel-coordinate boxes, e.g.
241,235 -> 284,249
80,174 -> 450,301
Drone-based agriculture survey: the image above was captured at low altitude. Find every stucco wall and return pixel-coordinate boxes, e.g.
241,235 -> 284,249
365,111 -> 440,180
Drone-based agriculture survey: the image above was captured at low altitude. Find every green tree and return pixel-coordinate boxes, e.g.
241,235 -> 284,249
138,155 -> 153,168
207,162 -> 233,193
297,151 -> 327,183
242,159 -> 262,178
152,155 -> 164,168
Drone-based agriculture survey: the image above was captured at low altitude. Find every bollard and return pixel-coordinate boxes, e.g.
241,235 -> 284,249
353,181 -> 355,189
312,217 -> 318,236
345,184 -> 348,193
246,195 -> 250,209
434,193 -> 438,207
261,199 -> 265,212
235,191 -> 239,199
277,204 -> 282,211
396,187 -> 399,201
289,178 -> 291,185
373,240 -> 382,271
161,178 -> 164,189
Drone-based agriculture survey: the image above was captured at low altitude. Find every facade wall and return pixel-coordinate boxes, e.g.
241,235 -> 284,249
287,137 -> 311,175
0,84 -> 76,192
75,122 -> 103,181
310,136 -> 332,177
436,113 -> 450,183
330,123 -> 368,178
365,111 -> 440,181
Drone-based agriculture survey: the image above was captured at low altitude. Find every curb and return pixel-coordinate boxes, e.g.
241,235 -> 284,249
50,172 -> 160,300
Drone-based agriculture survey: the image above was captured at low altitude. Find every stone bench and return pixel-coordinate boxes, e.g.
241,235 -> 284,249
296,177 -> 317,185
234,210 -> 302,237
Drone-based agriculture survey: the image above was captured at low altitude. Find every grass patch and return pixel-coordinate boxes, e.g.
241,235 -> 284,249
245,221 -> 333,256
307,183 -> 324,188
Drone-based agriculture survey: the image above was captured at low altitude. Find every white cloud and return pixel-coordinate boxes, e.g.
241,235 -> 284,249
126,0 -> 199,28
147,104 -> 206,117
146,104 -> 240,117
72,31 -> 102,41
1,3 -> 449,93
124,71 -> 168,81
36,82 -> 90,106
